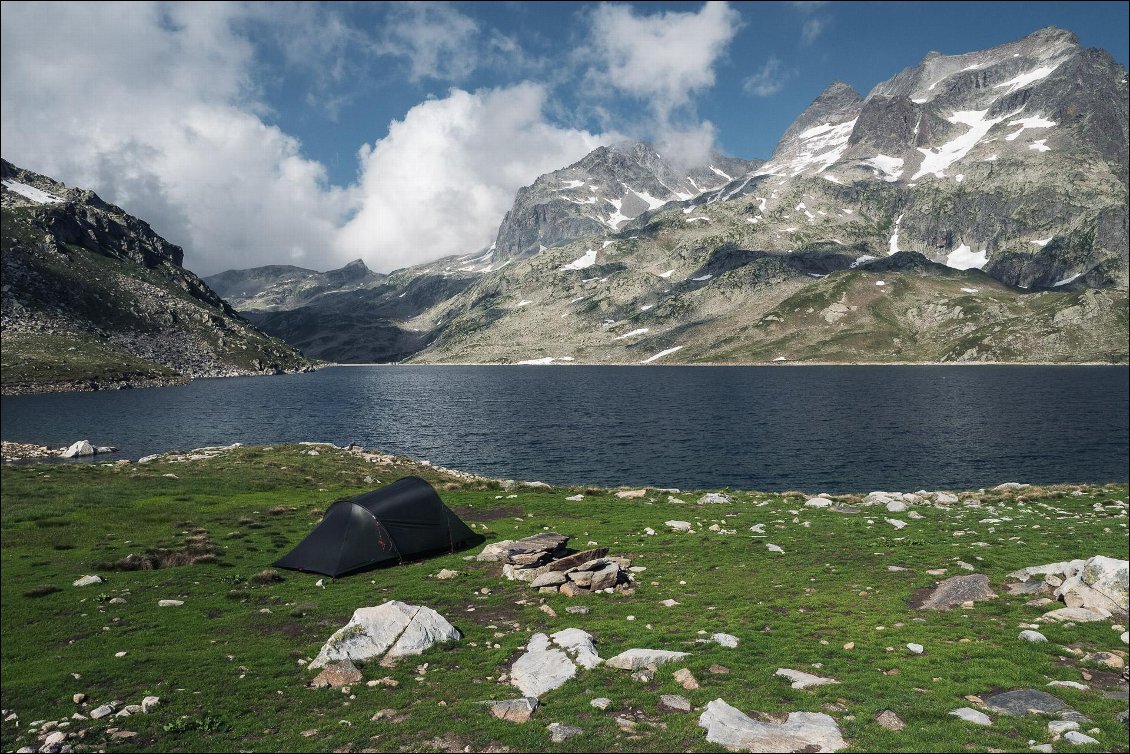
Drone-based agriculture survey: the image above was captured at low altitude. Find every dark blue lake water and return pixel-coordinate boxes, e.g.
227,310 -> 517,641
2,366 -> 1127,492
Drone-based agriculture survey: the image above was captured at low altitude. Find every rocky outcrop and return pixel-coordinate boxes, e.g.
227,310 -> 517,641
1006,555 -> 1128,616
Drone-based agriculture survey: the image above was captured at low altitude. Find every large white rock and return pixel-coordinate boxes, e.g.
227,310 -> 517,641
72,575 -> 102,587
949,707 -> 992,726
1080,555 -> 1128,614
666,520 -> 692,532
605,648 -> 688,670
699,699 -> 846,752
309,601 -> 460,669
62,440 -> 95,458
511,636 -> 577,697
550,628 -> 602,669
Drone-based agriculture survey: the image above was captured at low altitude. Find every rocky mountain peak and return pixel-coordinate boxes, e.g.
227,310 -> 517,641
490,141 -> 759,263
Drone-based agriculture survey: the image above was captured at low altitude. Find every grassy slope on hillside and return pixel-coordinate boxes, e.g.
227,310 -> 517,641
1,445 -> 1126,753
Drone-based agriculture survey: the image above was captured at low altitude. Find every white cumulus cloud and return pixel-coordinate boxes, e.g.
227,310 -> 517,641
337,83 -> 606,271
583,0 -> 741,166
0,2 -> 352,276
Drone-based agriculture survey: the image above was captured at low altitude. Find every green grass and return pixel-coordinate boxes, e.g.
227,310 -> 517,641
1,445 -> 1127,752
0,332 -> 178,387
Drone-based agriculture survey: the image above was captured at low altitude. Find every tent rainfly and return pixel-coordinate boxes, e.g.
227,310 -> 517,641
273,476 -> 484,577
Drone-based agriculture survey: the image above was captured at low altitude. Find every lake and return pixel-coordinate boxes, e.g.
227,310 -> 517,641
2,365 -> 1127,492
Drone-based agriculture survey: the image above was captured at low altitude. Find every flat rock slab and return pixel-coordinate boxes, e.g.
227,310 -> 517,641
699,699 -> 846,752
775,668 -> 839,690
917,574 -> 996,610
1041,606 -> 1112,623
478,534 -> 568,563
983,689 -> 1068,716
309,601 -> 460,669
484,697 -> 538,723
713,633 -> 740,648
543,548 -> 609,573
606,648 -> 689,671
511,629 -> 601,697
949,707 -> 992,725
660,694 -> 692,712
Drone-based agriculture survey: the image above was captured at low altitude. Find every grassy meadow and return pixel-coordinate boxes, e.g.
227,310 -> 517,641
1,444 -> 1127,752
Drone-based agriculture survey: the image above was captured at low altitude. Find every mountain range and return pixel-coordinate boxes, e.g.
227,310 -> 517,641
209,27 -> 1128,365
2,27 -> 1126,394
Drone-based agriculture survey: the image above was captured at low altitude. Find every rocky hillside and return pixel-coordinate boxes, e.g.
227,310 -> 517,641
1,159 -> 314,394
213,28 -> 1130,365
204,259 -> 385,311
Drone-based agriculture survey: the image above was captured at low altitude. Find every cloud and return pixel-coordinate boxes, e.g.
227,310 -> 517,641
336,83 -> 606,271
744,56 -> 792,96
1,2 -> 352,276
582,1 -> 741,166
373,2 -> 482,82
801,16 -> 829,45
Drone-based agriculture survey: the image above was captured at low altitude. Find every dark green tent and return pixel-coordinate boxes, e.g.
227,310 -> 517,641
273,476 -> 483,577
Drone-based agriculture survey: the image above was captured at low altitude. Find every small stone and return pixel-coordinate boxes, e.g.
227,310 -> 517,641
73,694 -> 86,704
435,569 -> 459,580
485,697 -> 538,723
141,696 -> 159,713
660,599 -> 680,608
1048,720 -> 1080,735
659,694 -> 692,712
775,668 -> 839,690
708,664 -> 730,674
90,705 -> 115,720
1019,630 -> 1048,643
547,722 -> 583,742
590,697 -> 612,710
843,642 -> 855,650
949,707 -> 992,726
310,660 -> 363,689
72,575 -> 102,587
539,604 -> 557,618
876,710 -> 905,731
1063,731 -> 1100,745
673,668 -> 700,690
114,651 -> 127,657
565,606 -> 590,615
158,599 -> 184,607
712,633 -> 739,648
906,643 -> 924,654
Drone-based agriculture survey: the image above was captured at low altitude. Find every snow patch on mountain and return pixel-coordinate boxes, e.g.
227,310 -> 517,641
2,179 -> 63,204
946,244 -> 988,270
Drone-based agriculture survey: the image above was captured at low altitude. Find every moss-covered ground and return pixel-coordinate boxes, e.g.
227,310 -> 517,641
1,445 -> 1126,752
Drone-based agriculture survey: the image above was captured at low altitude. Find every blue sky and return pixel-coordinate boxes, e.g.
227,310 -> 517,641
2,1 -> 1127,275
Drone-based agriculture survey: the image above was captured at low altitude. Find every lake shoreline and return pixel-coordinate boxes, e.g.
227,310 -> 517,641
3,359 -> 1128,397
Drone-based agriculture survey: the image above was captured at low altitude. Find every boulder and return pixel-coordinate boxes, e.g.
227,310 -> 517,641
590,697 -> 612,710
886,500 -> 907,513
804,498 -> 832,509
616,489 -> 647,499
61,441 -> 94,458
917,574 -> 996,610
309,601 -> 460,669
72,575 -> 102,587
1079,555 -> 1128,614
698,493 -> 732,505
435,569 -> 459,580
1018,630 -> 1048,643
674,668 -> 700,690
775,668 -> 839,690
982,689 -> 1067,716
140,696 -> 159,713
605,649 -> 688,671
560,582 -> 586,597
484,697 -> 538,723
666,520 -> 692,532
698,699 -> 846,752
158,599 -> 184,607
